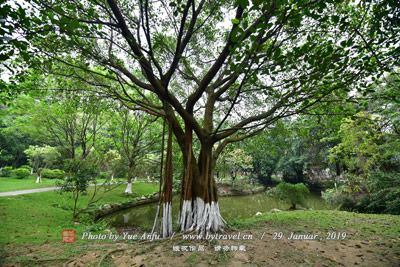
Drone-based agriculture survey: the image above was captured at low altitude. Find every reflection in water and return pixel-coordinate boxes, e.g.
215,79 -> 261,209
104,192 -> 329,231
123,214 -> 130,224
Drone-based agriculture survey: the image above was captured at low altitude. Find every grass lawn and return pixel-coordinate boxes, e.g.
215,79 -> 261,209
0,182 -> 159,245
0,176 -> 132,193
0,175 -> 59,192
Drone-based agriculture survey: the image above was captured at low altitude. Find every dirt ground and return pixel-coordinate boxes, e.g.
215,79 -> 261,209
2,225 -> 399,267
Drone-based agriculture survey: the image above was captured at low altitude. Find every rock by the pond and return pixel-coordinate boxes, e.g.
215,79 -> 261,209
103,204 -> 112,210
270,208 -> 282,213
141,196 -> 146,200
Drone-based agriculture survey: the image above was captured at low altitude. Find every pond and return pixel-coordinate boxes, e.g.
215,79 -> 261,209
103,191 -> 330,231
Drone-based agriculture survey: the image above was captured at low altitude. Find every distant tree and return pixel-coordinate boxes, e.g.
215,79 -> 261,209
329,111 -> 400,193
0,97 -> 38,168
109,108 -> 160,194
24,145 -> 60,183
275,182 -> 310,210
217,148 -> 252,187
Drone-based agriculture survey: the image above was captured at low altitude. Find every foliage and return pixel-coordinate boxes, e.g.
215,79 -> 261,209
251,153 -> 279,186
0,100 -> 37,168
30,93 -> 108,161
13,168 -> 30,179
19,165 -> 31,170
57,159 -> 120,219
41,168 -> 65,179
215,147 -> 252,186
108,108 -> 161,183
329,112 -> 400,193
57,159 -> 99,219
244,123 -> 288,186
279,151 -> 308,184
356,188 -> 400,215
24,145 -> 60,174
275,182 -> 310,209
0,166 -> 13,177
321,188 -> 344,208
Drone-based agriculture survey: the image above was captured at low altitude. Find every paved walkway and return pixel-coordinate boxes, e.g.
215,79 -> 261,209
0,182 -> 131,197
0,187 -> 62,196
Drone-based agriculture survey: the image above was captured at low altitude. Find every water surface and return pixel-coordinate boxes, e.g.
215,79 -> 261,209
104,192 -> 329,230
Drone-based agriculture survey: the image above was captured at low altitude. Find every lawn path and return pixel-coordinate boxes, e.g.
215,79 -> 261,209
0,182 -> 141,196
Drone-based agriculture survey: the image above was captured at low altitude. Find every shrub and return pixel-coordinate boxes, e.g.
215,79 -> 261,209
20,165 -> 31,171
321,188 -> 338,206
42,169 -> 65,179
0,166 -> 13,177
14,168 -> 31,179
275,182 -> 310,209
99,172 -> 110,180
356,188 -> 400,215
339,197 -> 357,212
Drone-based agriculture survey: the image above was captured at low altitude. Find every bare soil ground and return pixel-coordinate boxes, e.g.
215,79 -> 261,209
2,223 -> 399,267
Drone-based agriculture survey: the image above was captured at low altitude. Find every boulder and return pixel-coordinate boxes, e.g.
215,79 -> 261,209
270,208 -> 282,213
103,204 -> 112,210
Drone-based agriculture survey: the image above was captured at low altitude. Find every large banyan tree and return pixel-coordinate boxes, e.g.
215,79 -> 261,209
3,0 -> 398,235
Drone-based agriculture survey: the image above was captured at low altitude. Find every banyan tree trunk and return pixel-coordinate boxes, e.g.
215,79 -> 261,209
178,127 -> 225,235
161,122 -> 173,237
155,121 -> 225,237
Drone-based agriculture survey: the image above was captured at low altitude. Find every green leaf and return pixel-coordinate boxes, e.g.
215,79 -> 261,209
239,0 -> 249,9
54,6 -> 62,14
231,18 -> 240,24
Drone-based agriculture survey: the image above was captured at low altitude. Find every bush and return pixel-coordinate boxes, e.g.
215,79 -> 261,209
369,171 -> 400,191
42,169 -> 65,179
14,168 -> 31,179
0,166 -> 13,177
321,188 -> 338,205
99,172 -> 110,180
20,165 -> 31,171
339,197 -> 357,212
356,188 -> 400,215
275,182 -> 310,209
